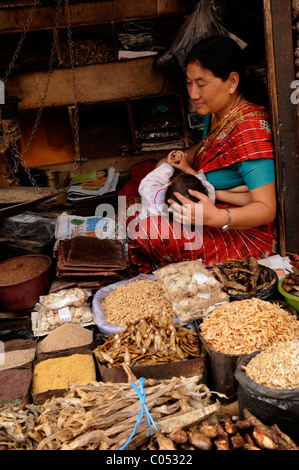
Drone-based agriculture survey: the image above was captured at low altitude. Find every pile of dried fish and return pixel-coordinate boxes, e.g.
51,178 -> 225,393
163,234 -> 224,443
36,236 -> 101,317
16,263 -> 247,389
212,257 -> 276,296
142,409 -> 299,451
93,312 -> 200,367
282,267 -> 299,296
242,341 -> 299,390
33,372 -> 218,450
0,405 -> 42,450
200,298 -> 299,355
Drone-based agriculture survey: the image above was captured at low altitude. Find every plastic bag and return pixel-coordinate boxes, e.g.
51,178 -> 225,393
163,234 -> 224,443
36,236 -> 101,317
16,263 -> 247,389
154,0 -> 247,71
235,352 -> 299,443
92,274 -> 156,335
34,288 -> 93,333
154,260 -> 229,324
118,20 -> 166,52
0,212 -> 56,251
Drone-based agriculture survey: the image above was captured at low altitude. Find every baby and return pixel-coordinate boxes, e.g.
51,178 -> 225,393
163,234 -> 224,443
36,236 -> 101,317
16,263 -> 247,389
138,150 -> 215,220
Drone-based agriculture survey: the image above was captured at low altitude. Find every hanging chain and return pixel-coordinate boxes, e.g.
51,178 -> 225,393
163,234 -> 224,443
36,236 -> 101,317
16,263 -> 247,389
1,0 -> 81,191
1,0 -> 63,190
1,0 -> 41,86
64,0 -> 81,180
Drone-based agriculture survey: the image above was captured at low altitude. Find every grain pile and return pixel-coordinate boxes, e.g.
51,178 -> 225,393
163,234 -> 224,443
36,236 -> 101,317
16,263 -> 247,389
101,279 -> 174,326
200,298 -> 299,355
0,349 -> 36,372
37,323 -> 93,354
242,340 -> 299,390
32,354 -> 96,394
0,256 -> 50,285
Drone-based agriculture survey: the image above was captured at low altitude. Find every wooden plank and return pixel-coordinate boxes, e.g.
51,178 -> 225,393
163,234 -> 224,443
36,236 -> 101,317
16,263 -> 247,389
5,57 -> 180,109
0,1 -> 184,33
263,0 -> 299,256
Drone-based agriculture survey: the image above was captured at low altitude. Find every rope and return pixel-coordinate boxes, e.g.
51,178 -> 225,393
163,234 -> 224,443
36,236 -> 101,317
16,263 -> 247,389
119,377 -> 159,450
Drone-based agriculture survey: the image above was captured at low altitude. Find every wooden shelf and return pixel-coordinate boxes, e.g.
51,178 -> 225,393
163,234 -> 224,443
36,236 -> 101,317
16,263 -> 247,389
0,0 -> 185,34
5,56 -> 182,109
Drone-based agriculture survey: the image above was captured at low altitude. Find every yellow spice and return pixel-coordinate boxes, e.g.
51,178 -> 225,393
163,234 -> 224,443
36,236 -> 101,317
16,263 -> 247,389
32,354 -> 96,394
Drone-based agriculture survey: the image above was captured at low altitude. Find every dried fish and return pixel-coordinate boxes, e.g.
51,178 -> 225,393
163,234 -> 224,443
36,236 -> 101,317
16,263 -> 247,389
157,432 -> 177,450
94,313 -> 201,367
212,257 -> 276,296
168,428 -> 188,444
242,341 -> 299,389
143,408 -> 298,451
282,268 -> 299,296
200,298 -> 299,355
188,431 -> 212,450
252,428 -> 277,450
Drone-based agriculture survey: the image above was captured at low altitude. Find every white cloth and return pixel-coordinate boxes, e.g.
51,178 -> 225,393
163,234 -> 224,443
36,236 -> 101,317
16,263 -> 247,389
138,162 -> 215,220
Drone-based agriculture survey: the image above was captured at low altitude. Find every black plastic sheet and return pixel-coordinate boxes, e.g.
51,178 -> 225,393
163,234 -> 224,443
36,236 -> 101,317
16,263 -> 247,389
235,352 -> 299,444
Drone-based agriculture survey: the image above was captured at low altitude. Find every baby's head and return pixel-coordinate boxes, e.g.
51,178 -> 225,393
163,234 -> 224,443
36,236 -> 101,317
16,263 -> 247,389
164,173 -> 209,207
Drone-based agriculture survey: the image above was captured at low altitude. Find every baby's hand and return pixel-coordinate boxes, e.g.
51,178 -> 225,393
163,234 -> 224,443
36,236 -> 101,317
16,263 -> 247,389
166,150 -> 193,174
166,150 -> 181,166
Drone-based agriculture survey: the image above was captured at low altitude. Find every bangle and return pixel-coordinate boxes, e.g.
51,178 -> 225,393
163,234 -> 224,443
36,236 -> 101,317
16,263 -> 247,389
221,209 -> 232,231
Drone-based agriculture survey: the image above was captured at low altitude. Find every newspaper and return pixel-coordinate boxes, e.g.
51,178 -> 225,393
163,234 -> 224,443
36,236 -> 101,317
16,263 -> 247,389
67,167 -> 119,201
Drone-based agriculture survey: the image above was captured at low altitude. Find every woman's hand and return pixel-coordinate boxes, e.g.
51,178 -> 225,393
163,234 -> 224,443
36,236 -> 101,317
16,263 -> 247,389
166,151 -> 197,175
168,182 -> 277,230
167,190 -> 227,227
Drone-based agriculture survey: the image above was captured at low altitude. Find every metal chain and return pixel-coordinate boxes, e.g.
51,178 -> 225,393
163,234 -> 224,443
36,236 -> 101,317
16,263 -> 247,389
1,0 -> 63,190
1,0 -> 41,85
1,0 -> 81,191
64,0 -> 81,181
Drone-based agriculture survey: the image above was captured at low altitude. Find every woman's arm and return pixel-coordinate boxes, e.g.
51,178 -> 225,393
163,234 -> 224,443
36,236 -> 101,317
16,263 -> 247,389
215,185 -> 252,206
168,182 -> 276,230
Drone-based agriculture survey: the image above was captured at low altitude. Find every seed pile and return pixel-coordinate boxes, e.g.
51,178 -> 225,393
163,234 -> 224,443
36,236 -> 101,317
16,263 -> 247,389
243,341 -> 299,389
37,323 -> 93,354
200,298 -> 299,355
0,348 -> 36,372
100,279 -> 174,326
32,354 -> 96,394
0,257 -> 50,285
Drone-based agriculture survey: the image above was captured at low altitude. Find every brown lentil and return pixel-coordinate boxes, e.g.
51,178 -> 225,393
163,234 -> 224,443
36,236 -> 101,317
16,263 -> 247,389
0,256 -> 50,285
32,354 -> 96,394
37,323 -> 93,354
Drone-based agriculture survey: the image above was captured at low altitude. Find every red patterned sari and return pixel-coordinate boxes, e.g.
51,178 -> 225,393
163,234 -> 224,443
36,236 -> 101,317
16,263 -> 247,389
128,103 -> 277,272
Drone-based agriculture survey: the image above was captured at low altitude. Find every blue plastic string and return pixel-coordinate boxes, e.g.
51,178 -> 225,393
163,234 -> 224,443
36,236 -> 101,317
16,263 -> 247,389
119,377 -> 159,450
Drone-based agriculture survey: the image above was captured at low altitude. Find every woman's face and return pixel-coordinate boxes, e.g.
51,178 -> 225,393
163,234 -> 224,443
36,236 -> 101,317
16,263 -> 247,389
186,61 -> 233,116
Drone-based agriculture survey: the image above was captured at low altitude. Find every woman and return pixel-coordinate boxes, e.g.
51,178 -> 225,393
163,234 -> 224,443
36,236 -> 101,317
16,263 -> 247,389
127,36 -> 277,272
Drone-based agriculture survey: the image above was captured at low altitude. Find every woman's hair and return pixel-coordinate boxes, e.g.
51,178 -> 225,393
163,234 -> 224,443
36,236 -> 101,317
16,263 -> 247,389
186,36 -> 268,107
164,173 -> 208,207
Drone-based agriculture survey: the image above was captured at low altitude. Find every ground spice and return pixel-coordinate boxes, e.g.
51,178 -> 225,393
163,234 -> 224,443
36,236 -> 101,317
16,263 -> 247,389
0,256 -> 50,285
0,348 -> 36,372
0,368 -> 32,403
37,323 -> 93,354
32,354 -> 96,394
